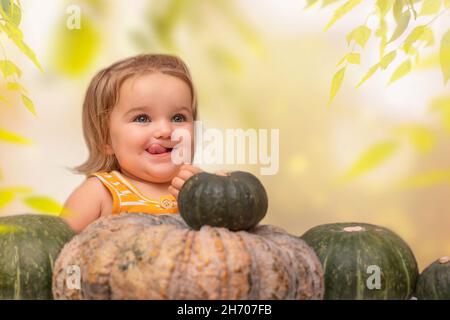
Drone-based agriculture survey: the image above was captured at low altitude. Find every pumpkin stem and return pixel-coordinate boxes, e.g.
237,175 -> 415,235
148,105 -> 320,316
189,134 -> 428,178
438,256 -> 450,264
343,226 -> 365,232
215,170 -> 229,176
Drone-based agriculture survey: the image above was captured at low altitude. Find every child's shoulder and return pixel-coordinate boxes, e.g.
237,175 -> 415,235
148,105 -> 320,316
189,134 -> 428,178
67,175 -> 112,208
61,175 -> 113,233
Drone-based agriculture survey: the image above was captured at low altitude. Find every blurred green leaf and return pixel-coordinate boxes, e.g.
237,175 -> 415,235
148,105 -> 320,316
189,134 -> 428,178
388,59 -> 411,84
389,8 -> 410,43
215,0 -> 265,57
410,47 -> 421,64
22,196 -> 63,215
50,16 -> 100,76
0,59 -> 21,77
440,29 -> 450,84
150,0 -> 186,50
0,186 -> 33,210
0,186 -> 33,194
393,125 -> 436,153
406,0 -> 418,19
128,30 -> 153,50
380,50 -> 397,69
6,81 -> 28,94
341,140 -> 400,181
0,23 -> 43,71
346,25 -> 371,48
419,0 -> 441,16
0,128 -> 32,144
0,191 -> 14,209
9,3 -> 21,26
0,0 -> 10,12
376,18 -> 388,38
376,18 -> 388,56
393,0 -> 405,21
337,52 -> 360,66
304,0 -> 320,9
324,0 -> 362,31
328,66 -> 346,106
403,25 -> 434,54
0,0 -> 21,26
376,0 -> 394,16
322,0 -> 342,7
356,63 -> 379,87
397,169 -> 450,188
21,94 -> 36,115
415,52 -> 439,69
208,47 -> 243,74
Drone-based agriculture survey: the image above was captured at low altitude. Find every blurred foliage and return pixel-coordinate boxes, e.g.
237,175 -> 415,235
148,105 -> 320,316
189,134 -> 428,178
309,0 -> 450,104
0,0 -> 39,115
0,0 -> 62,215
308,0 -> 450,184
340,140 -> 400,181
22,196 -> 64,215
132,0 -> 263,54
48,0 -> 102,76
129,0 -> 266,119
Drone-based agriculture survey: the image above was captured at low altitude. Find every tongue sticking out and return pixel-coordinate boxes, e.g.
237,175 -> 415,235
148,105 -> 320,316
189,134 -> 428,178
148,144 -> 170,155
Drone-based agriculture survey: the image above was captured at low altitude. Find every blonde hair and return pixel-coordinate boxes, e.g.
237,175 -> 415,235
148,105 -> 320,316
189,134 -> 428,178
71,53 -> 198,176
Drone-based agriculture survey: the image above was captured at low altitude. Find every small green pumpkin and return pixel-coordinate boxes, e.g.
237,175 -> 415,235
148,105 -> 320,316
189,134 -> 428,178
301,222 -> 419,300
0,214 -> 75,299
415,256 -> 450,300
178,171 -> 268,231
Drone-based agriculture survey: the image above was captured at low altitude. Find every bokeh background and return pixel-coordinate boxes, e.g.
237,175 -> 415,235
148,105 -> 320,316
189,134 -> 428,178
0,0 -> 449,271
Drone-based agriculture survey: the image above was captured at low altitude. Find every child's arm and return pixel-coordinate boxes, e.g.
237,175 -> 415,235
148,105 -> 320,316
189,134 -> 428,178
60,177 -> 111,233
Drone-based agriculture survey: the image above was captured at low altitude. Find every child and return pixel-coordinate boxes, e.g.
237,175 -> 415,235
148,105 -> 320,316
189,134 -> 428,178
62,54 -> 202,233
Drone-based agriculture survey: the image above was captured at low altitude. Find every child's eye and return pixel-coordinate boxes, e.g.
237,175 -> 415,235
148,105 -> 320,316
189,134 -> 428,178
172,114 -> 186,122
133,114 -> 150,123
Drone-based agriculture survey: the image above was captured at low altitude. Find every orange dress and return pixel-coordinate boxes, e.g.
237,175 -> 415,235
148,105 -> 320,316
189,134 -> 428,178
90,170 -> 178,215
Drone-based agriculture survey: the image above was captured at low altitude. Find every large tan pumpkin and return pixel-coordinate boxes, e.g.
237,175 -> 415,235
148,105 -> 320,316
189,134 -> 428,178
52,213 -> 324,299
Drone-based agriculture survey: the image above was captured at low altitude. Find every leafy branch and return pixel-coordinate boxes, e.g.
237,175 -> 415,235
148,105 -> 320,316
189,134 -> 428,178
0,0 -> 64,215
306,0 -> 449,105
306,0 -> 450,186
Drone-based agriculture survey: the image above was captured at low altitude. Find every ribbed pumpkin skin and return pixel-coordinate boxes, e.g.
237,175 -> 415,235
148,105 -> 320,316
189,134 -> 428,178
53,213 -> 324,300
178,171 -> 268,231
0,214 -> 75,299
301,222 -> 418,300
416,257 -> 450,300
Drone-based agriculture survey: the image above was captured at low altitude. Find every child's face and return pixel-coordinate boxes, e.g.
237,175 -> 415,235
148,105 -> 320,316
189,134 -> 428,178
105,72 -> 195,183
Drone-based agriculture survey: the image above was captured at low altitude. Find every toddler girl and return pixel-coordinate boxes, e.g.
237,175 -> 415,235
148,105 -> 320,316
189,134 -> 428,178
62,54 -> 202,233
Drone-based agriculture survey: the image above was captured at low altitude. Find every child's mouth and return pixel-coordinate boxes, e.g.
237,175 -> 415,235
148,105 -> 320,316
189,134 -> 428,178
147,144 -> 173,156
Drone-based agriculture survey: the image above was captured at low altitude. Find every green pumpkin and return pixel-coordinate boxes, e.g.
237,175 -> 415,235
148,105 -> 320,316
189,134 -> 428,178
0,214 -> 75,299
178,171 -> 268,231
301,222 -> 418,300
415,256 -> 450,300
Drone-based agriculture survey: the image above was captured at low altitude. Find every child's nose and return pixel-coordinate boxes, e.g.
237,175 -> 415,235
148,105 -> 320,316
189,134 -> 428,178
152,120 -> 172,139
